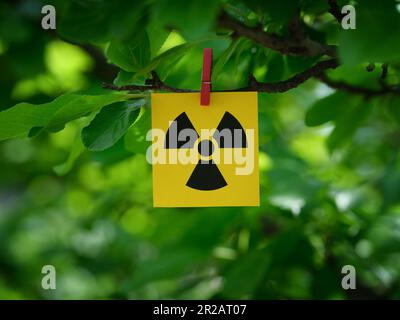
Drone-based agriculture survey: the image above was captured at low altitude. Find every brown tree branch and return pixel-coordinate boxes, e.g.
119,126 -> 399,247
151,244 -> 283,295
379,64 -> 389,89
288,13 -> 306,43
316,73 -> 400,97
217,11 -> 337,57
102,72 -> 195,93
238,59 -> 339,92
103,59 -> 339,93
102,10 -> 399,98
327,0 -> 345,23
380,64 -> 388,80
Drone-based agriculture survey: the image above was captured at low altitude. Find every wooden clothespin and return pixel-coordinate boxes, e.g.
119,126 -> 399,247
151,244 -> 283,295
200,48 -> 212,106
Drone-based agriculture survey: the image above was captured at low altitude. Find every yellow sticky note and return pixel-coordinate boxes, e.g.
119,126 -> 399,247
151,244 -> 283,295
151,92 -> 259,207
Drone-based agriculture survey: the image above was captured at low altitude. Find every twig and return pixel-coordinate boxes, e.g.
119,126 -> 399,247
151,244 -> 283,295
380,64 -> 388,80
217,11 -> 336,57
316,73 -> 399,97
288,12 -> 306,43
102,10 -> 398,99
102,72 -> 195,93
379,64 -> 389,89
239,59 -> 339,92
103,59 -> 339,94
327,0 -> 345,23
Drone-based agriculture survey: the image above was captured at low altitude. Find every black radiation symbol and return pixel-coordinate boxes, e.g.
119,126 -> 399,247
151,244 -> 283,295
165,112 -> 247,191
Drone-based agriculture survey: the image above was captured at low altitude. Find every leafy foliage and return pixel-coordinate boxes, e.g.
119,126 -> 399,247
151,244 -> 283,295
0,92 -> 130,140
82,99 -> 146,151
0,0 -> 400,300
339,0 -> 400,64
106,33 -> 151,72
305,92 -> 350,127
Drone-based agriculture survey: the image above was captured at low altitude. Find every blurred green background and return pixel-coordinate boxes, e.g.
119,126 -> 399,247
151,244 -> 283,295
0,0 -> 400,299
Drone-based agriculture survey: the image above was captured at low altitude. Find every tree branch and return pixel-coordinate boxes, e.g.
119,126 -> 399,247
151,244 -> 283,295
217,11 -> 336,57
239,59 -> 339,92
380,64 -> 388,80
316,73 -> 400,97
103,59 -> 339,94
327,0 -> 345,23
102,9 -> 399,98
102,71 -> 196,93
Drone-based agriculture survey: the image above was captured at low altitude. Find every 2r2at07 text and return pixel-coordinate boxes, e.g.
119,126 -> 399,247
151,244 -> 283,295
197,304 -> 247,315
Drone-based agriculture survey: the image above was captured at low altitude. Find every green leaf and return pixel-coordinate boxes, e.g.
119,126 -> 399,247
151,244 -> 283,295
212,38 -> 241,82
106,32 -> 151,72
234,39 -> 253,70
57,0 -> 145,44
0,92 -> 130,141
124,37 -> 220,78
114,39 -> 210,85
90,138 -> 134,166
28,127 -> 45,138
113,71 -> 148,86
301,0 -> 330,15
222,250 -> 270,298
152,0 -> 221,40
267,227 -> 312,266
327,97 -> 372,151
128,248 -> 206,288
326,64 -> 382,90
146,18 -> 170,58
305,92 -> 352,127
286,55 -> 320,74
246,0 -> 299,24
385,95 -> 400,125
81,98 -> 146,151
339,0 -> 400,64
264,53 -> 285,82
136,42 -> 196,75
53,139 -> 85,176
124,107 -> 151,154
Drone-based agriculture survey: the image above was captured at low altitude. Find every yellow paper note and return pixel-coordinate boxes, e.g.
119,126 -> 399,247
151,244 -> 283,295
151,92 -> 259,207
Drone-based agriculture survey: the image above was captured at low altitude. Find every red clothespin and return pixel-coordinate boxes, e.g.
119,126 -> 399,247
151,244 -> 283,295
200,48 -> 212,106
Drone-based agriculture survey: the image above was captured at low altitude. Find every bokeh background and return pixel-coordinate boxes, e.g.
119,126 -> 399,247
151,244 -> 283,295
0,0 -> 399,299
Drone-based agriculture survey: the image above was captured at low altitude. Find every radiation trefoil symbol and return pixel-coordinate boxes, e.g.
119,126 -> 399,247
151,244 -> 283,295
164,111 -> 247,191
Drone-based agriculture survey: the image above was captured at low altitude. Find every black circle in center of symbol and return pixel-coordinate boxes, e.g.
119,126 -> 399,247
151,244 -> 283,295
198,139 -> 214,157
